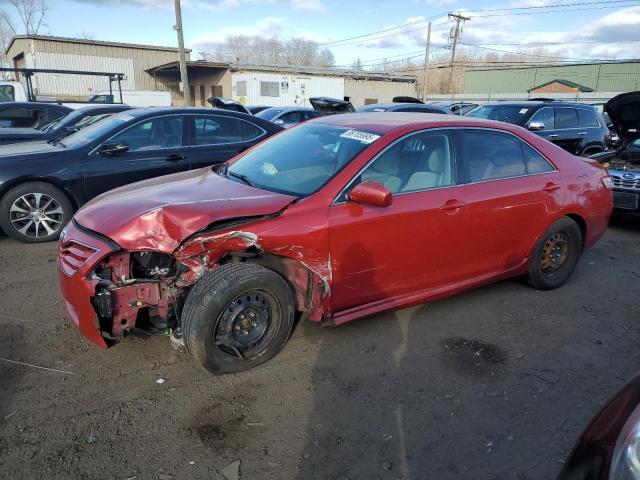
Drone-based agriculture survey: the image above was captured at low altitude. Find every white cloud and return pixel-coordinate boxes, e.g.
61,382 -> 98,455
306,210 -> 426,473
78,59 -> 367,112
414,0 -> 457,6
189,16 -> 286,50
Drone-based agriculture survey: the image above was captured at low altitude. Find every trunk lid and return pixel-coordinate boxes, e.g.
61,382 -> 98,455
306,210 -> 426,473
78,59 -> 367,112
309,97 -> 355,115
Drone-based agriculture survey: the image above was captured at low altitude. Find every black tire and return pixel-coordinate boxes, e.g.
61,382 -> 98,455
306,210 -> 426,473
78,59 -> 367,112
182,263 -> 295,375
0,182 -> 73,243
527,217 -> 582,290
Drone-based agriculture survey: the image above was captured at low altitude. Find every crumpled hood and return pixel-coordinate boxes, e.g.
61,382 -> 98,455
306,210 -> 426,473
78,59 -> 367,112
74,167 -> 297,252
604,91 -> 640,143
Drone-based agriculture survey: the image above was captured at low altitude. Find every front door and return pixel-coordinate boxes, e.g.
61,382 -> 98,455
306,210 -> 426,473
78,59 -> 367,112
83,115 -> 189,198
328,129 -> 469,313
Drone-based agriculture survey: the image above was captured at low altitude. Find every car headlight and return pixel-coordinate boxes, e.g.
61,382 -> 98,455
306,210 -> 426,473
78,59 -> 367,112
610,404 -> 640,479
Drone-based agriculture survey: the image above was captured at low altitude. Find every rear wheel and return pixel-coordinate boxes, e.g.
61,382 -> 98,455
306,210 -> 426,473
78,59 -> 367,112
526,217 -> 582,290
182,263 -> 295,375
0,182 -> 73,243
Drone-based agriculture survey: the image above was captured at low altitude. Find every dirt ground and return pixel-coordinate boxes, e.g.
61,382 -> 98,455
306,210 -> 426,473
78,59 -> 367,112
0,215 -> 638,480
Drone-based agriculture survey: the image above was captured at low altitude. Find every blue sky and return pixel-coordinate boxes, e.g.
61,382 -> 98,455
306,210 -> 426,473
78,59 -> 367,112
32,0 -> 640,66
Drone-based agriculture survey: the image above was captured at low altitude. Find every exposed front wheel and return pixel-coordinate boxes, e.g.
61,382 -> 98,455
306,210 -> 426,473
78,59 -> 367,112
181,263 -> 295,374
526,217 -> 582,290
0,182 -> 73,243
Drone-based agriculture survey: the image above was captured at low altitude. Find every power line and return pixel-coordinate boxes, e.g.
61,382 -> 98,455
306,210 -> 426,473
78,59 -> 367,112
471,3 -> 640,17
459,42 -> 614,62
464,39 -> 640,46
464,0 -> 638,13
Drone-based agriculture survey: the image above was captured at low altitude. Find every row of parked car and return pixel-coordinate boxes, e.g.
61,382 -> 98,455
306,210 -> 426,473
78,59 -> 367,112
2,92 -> 637,245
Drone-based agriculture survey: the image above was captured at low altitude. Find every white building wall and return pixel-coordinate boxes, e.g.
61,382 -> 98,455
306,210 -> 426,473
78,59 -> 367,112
231,72 -> 344,107
30,52 -> 136,97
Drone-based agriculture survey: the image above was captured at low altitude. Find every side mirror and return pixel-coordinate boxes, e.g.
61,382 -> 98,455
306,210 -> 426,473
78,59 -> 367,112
349,181 -> 393,207
528,121 -> 545,131
273,119 -> 285,125
99,141 -> 129,156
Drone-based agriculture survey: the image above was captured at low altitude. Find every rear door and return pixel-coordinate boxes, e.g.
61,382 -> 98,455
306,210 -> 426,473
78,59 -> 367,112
455,128 -> 562,278
186,114 -> 268,169
328,129 -> 470,312
552,107 -> 581,154
577,108 -> 606,154
82,114 -> 189,197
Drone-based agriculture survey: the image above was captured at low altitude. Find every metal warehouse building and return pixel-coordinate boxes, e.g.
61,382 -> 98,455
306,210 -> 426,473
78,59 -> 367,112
463,60 -> 640,100
4,35 -> 416,107
5,35 -> 192,99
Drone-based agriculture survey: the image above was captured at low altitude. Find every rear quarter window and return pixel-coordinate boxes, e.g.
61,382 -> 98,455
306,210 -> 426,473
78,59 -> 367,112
577,109 -> 601,128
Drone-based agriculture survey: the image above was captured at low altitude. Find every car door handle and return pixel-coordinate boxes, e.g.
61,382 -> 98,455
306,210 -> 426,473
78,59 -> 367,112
578,131 -> 587,135
548,134 -> 559,138
439,200 -> 465,211
542,182 -> 561,192
166,154 -> 186,161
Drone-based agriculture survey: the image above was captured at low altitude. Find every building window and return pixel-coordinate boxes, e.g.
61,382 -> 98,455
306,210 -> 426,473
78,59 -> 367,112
364,98 -> 378,105
236,81 -> 248,97
260,81 -> 280,97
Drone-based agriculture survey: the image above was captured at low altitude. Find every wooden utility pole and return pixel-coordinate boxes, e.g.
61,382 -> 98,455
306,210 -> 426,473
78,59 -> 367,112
447,12 -> 470,94
174,0 -> 191,106
422,22 -> 432,101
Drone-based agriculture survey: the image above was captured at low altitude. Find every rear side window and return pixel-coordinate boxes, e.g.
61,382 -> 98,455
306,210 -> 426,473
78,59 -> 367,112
0,108 -> 43,128
577,109 -> 600,128
193,116 -> 263,145
457,129 -> 528,182
523,144 -> 555,174
555,108 -> 579,129
279,111 -> 301,124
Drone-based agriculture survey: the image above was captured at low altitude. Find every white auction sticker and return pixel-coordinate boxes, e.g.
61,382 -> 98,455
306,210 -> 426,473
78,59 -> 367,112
519,108 -> 529,114
340,130 -> 380,144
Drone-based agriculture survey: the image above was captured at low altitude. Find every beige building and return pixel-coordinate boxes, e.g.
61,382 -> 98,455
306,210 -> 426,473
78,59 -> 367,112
5,35 -> 416,107
5,35 -> 191,99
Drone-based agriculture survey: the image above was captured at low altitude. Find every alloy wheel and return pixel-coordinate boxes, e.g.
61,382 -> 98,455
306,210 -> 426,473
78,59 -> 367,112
9,192 -> 64,239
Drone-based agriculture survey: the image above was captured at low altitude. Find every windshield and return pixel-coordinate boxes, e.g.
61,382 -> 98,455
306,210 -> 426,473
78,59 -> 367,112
256,108 -> 284,121
60,112 -> 133,148
227,123 -> 379,196
467,105 -> 531,125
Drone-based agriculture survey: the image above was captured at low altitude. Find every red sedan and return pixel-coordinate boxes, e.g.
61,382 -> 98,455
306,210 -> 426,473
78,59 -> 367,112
57,113 -> 613,374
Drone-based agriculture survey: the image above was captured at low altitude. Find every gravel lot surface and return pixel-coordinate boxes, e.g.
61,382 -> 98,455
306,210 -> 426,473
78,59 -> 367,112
0,215 -> 638,480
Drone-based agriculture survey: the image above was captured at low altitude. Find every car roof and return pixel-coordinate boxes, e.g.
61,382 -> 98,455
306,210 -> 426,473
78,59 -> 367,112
262,106 -> 314,113
310,112 -> 522,135
0,101 -> 72,110
360,102 -> 449,111
123,106 -> 257,117
480,101 -> 596,109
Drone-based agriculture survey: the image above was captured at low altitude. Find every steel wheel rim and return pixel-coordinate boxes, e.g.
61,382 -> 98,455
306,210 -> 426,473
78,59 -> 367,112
540,232 -> 569,274
213,290 -> 278,358
9,192 -> 64,238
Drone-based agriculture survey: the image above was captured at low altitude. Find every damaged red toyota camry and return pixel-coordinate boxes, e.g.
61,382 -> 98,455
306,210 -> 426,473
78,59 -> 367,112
57,113 -> 613,374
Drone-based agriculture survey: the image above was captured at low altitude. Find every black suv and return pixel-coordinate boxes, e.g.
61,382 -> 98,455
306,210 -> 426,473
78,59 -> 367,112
467,100 -> 609,156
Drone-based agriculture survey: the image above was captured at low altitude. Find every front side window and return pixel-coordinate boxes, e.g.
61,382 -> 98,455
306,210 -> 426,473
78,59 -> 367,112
457,129 -> 527,182
279,111 -> 300,124
260,81 -> 279,97
193,116 -> 263,145
577,109 -> 600,128
227,123 -> 377,196
528,108 -> 555,130
111,116 -> 183,151
356,130 -> 456,194
555,108 -> 579,129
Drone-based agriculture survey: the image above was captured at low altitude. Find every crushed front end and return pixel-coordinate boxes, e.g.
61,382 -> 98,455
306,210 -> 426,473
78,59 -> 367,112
58,221 -> 185,347
58,218 -> 332,348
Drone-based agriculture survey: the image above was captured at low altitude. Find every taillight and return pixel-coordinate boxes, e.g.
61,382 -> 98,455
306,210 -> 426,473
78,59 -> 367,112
602,176 -> 614,190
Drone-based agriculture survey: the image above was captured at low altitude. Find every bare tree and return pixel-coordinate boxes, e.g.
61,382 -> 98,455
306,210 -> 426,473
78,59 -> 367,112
9,0 -> 50,35
202,35 -> 335,67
